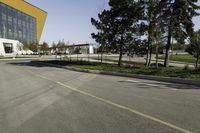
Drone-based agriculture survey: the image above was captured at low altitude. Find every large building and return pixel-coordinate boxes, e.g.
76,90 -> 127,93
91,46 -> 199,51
0,0 -> 47,56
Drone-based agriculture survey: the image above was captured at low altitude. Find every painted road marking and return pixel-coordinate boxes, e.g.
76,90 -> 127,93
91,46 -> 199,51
170,88 -> 178,91
37,75 -> 192,133
125,80 -> 161,87
126,79 -> 140,83
145,84 -> 160,87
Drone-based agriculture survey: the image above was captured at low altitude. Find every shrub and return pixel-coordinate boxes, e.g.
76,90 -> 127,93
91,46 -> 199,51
183,64 -> 190,71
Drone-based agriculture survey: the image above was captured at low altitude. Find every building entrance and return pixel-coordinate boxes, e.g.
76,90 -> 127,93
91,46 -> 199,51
3,43 -> 13,53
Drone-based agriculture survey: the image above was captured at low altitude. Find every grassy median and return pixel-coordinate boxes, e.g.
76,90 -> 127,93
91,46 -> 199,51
158,54 -> 197,64
39,60 -> 200,80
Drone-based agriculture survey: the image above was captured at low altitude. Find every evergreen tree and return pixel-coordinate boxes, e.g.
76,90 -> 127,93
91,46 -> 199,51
160,0 -> 200,67
29,43 -> 38,53
41,42 -> 49,55
57,40 -> 65,55
141,0 -> 161,67
91,10 -> 112,63
186,30 -> 200,69
108,0 -> 143,67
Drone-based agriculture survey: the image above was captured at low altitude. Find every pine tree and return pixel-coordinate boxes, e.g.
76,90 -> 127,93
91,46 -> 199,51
186,30 -> 200,69
160,0 -> 200,67
92,0 -> 143,67
142,0 -> 161,67
91,10 -> 112,63
41,42 -> 49,55
108,0 -> 143,67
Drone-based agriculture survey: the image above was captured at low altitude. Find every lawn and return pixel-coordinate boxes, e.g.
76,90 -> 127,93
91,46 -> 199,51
41,60 -> 200,80
68,56 -> 145,66
0,56 -> 37,59
158,54 -> 197,64
0,56 -> 12,59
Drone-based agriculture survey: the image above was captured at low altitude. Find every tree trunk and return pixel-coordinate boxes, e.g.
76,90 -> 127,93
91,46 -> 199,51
164,26 -> 172,67
145,50 -> 149,67
146,21 -> 153,67
98,52 -> 100,62
118,44 -> 123,67
195,55 -> 199,69
156,42 -> 159,69
148,49 -> 152,67
101,46 -> 103,63
69,52 -> 71,62
146,37 -> 151,67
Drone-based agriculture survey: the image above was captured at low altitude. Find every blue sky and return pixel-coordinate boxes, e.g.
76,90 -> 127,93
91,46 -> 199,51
26,0 -> 109,45
26,0 -> 200,45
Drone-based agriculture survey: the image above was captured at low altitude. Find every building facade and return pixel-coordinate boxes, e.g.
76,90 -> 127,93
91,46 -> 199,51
0,0 -> 47,56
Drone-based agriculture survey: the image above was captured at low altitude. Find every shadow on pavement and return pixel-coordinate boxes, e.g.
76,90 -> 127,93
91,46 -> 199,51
8,61 -> 200,90
7,61 -> 57,68
152,82 -> 200,90
119,80 -> 200,90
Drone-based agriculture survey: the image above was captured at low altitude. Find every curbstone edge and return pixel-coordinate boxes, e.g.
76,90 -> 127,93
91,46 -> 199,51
32,61 -> 200,87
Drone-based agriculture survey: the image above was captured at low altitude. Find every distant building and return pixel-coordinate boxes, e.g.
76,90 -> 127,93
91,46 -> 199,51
50,44 -> 96,55
67,44 -> 95,54
0,0 -> 47,56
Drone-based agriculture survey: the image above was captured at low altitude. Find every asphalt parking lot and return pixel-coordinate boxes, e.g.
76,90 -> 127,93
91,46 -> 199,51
0,61 -> 200,133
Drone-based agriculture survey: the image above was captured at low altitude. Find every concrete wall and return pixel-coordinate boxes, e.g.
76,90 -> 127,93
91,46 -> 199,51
89,45 -> 94,54
0,38 -> 33,56
0,0 -> 47,41
0,38 -> 18,56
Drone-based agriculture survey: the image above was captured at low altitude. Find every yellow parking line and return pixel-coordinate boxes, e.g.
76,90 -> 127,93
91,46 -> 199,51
38,75 -> 193,133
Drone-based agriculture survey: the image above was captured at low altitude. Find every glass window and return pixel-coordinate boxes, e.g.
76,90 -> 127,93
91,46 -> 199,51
0,2 -> 37,44
3,43 -> 13,53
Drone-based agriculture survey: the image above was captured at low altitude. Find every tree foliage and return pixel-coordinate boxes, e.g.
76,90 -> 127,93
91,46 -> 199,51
92,0 -> 144,66
56,40 -> 66,55
160,0 -> 200,67
91,0 -> 200,67
22,43 -> 38,53
41,41 -> 49,55
91,10 -> 112,62
186,30 -> 200,68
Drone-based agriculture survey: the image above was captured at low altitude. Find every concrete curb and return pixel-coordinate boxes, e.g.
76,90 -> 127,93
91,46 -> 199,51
32,61 -> 200,87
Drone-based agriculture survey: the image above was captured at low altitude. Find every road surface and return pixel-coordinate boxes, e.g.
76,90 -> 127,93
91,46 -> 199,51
0,60 -> 200,133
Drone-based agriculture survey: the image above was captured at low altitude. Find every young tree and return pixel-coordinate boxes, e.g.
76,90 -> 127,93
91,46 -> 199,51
108,0 -> 143,67
16,43 -> 23,56
92,0 -> 144,67
41,42 -> 49,55
142,0 -> 161,67
52,42 -> 57,55
186,30 -> 200,69
56,40 -> 65,55
91,10 -> 112,63
23,43 -> 29,54
154,25 -> 167,69
29,43 -> 38,53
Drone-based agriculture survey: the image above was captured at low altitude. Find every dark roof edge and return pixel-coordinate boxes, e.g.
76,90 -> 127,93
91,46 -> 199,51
23,0 -> 48,14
